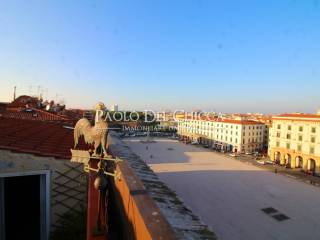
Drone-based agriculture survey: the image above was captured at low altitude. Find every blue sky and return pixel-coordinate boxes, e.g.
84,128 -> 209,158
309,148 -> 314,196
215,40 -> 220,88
0,0 -> 319,113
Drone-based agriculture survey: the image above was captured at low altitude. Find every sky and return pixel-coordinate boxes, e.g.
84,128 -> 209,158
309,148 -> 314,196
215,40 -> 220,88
0,0 -> 319,113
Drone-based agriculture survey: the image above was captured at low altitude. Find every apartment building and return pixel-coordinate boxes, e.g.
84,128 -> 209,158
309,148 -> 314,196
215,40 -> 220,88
177,117 -> 266,153
268,113 -> 320,174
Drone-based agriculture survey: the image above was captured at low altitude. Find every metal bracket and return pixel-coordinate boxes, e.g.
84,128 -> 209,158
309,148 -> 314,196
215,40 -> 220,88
84,164 -> 121,181
71,149 -> 123,164
70,149 -> 123,180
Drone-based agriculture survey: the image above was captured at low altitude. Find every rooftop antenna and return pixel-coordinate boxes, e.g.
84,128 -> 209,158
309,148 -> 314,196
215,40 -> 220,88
29,85 -> 36,97
13,86 -> 17,101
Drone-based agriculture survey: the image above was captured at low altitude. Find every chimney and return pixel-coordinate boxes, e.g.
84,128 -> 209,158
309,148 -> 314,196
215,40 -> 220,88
13,86 -> 16,101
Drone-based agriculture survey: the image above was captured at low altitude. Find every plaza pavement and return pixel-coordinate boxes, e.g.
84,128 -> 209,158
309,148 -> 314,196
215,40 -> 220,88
124,137 -> 320,240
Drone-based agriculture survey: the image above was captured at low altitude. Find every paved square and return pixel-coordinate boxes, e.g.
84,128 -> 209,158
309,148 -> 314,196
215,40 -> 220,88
125,138 -> 320,240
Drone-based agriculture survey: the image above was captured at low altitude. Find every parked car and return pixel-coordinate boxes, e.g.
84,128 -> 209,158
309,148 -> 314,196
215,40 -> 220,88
191,140 -> 199,145
265,160 -> 273,165
245,152 -> 253,155
229,153 -> 237,157
257,160 -> 266,165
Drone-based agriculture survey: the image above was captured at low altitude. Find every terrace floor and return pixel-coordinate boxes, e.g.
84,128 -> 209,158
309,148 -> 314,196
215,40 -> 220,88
124,137 -> 320,240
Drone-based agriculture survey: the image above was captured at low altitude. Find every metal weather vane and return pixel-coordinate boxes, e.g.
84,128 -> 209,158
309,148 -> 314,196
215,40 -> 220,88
70,102 -> 123,180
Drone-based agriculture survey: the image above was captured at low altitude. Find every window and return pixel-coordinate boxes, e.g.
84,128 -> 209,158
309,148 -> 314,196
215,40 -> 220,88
288,125 -> 291,130
276,132 -> 280,138
277,124 -> 281,129
311,127 -> 316,133
286,134 -> 291,139
298,135 -> 303,141
235,138 -> 238,143
243,139 -> 245,144
311,136 -> 316,143
299,126 -> 303,132
310,147 -> 315,154
286,143 -> 290,149
297,144 -> 302,152
276,142 -> 280,147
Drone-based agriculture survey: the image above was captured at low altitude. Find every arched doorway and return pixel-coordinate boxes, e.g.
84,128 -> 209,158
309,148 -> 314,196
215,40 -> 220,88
307,159 -> 316,174
295,156 -> 303,168
274,152 -> 281,164
285,153 -> 291,167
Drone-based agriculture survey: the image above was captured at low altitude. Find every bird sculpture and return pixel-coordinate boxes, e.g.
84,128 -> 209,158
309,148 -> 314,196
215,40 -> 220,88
74,102 -> 109,156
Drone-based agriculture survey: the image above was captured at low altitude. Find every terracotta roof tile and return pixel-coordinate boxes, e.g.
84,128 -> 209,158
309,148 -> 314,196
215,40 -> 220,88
275,113 -> 320,119
7,95 -> 39,109
0,109 -> 73,122
0,117 -> 91,159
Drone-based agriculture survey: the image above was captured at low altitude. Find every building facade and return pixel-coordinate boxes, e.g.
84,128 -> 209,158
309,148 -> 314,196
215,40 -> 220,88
269,113 -> 320,174
111,104 -> 119,112
177,117 -> 266,153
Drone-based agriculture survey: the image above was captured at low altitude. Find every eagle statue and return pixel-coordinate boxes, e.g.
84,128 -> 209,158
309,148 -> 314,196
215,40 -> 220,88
74,102 -> 109,156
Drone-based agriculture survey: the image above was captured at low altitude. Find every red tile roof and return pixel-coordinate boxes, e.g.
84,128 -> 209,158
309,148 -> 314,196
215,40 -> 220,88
59,109 -> 86,120
218,118 -> 264,125
0,117 -> 90,159
0,102 -> 8,110
275,113 -> 320,119
0,108 -> 72,122
7,95 -> 39,109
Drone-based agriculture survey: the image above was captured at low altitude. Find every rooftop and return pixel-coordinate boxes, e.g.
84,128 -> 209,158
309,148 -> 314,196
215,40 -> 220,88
109,132 -> 216,239
0,117 -> 89,159
6,95 -> 39,109
0,108 -> 72,122
273,113 -> 320,121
